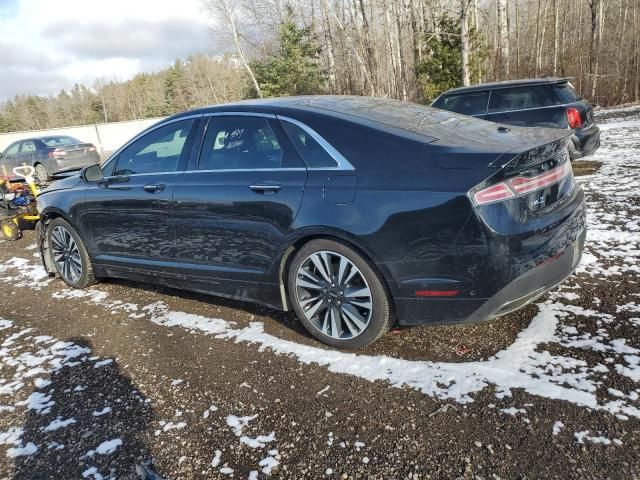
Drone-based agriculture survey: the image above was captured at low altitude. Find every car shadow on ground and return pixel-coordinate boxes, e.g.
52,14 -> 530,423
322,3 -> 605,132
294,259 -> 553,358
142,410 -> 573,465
12,337 -> 156,479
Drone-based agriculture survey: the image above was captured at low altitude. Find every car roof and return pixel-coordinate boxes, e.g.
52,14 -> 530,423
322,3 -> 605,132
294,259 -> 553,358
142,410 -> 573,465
172,95 -> 470,143
439,77 -> 574,95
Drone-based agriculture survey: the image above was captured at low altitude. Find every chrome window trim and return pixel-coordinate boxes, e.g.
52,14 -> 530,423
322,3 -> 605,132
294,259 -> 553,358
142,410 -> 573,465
204,111 -> 277,119
487,102 -> 574,116
184,168 -> 307,174
276,115 -> 355,171
101,111 -> 355,174
110,168 -> 307,176
101,114 -> 203,173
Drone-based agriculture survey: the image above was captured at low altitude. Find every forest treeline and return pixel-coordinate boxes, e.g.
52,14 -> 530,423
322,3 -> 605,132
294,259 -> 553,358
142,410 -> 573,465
1,0 -> 638,133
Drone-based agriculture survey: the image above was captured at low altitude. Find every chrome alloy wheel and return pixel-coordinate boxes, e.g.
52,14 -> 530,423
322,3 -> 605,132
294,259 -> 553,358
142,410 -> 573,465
295,250 -> 373,340
50,225 -> 83,283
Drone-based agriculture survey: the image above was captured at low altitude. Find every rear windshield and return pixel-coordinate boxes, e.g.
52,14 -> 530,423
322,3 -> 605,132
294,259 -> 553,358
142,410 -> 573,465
433,91 -> 490,116
553,82 -> 582,103
42,136 -> 80,147
488,85 -> 559,112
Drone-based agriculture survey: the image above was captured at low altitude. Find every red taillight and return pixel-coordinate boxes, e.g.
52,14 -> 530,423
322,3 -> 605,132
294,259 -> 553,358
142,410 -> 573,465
566,107 -> 583,129
415,290 -> 460,297
508,162 -> 572,195
472,161 -> 573,206
48,148 -> 66,158
472,182 -> 515,205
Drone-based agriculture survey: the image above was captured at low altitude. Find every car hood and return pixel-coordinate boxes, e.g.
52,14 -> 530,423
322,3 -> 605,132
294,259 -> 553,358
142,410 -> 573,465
40,174 -> 81,194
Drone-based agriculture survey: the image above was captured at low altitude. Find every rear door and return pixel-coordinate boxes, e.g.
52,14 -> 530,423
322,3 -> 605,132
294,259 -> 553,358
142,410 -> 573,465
485,85 -> 568,128
84,117 -> 199,270
172,113 -> 307,290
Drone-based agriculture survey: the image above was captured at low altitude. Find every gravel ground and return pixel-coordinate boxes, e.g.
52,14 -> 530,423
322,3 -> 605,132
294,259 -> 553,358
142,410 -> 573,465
0,106 -> 639,479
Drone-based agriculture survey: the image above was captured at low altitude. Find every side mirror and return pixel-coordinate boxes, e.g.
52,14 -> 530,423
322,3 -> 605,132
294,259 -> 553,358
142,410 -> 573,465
82,164 -> 104,182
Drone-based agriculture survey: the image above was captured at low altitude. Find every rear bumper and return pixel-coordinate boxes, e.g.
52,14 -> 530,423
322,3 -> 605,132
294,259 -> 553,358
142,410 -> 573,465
570,124 -> 600,159
53,154 -> 100,173
394,228 -> 585,326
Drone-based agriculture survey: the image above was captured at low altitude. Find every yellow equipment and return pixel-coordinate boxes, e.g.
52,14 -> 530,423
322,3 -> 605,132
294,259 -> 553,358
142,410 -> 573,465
1,166 -> 41,241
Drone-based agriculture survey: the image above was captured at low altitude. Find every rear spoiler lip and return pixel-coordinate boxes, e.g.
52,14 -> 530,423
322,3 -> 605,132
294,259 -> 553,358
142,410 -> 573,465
489,131 -> 573,169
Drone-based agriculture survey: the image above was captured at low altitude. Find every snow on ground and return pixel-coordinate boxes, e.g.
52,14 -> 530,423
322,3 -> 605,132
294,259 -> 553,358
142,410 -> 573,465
1,111 -> 640,421
0,106 -> 639,474
0,319 -> 129,477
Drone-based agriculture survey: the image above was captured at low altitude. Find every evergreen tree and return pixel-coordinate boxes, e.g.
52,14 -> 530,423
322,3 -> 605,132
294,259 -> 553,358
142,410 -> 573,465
249,11 -> 325,98
415,17 -> 485,102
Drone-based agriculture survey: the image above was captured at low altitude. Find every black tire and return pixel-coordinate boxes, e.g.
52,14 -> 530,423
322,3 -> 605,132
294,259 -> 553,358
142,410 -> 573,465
46,217 -> 96,289
35,163 -> 50,183
1,220 -> 21,241
287,239 -> 392,349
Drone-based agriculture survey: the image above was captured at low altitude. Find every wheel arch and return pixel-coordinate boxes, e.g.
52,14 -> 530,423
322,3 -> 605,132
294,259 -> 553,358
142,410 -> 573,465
277,227 -> 397,313
38,207 -> 84,276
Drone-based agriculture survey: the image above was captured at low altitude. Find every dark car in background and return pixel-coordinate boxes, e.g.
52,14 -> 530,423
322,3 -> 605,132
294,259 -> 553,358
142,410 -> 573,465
431,78 -> 600,159
0,135 -> 100,182
35,96 -> 585,349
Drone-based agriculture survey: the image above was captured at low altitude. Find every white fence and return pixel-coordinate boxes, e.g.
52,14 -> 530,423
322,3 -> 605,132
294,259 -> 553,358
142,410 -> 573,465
0,117 -> 167,156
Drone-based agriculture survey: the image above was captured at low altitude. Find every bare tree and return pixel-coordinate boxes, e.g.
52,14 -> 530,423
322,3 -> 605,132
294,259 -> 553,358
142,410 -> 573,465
205,0 -> 263,98
460,0 -> 472,86
497,0 -> 510,79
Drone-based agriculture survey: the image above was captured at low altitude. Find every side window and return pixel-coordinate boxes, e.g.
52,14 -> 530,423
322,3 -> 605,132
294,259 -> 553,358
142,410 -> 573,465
437,91 -> 489,116
198,116 -> 284,170
21,141 -> 36,153
114,119 -> 195,176
488,85 -> 556,112
553,83 -> 582,103
4,143 -> 20,156
281,121 -> 338,168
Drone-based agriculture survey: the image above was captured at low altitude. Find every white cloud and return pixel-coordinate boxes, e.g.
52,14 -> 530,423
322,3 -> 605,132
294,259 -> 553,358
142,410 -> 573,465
0,0 -> 215,100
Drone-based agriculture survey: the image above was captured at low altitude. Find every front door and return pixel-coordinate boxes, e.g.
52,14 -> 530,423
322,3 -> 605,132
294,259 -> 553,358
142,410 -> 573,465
84,117 -> 199,272
0,142 -> 20,175
17,140 -> 37,168
172,114 -> 307,295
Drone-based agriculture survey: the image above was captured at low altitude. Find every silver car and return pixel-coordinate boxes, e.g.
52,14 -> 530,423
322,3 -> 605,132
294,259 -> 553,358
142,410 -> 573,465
0,135 -> 100,182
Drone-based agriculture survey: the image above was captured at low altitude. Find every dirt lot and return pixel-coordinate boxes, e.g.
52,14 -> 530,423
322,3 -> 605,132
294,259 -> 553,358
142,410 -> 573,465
0,106 -> 639,479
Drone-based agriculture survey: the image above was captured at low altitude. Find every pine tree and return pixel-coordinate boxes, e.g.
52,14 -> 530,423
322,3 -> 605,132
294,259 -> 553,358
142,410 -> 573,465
249,11 -> 325,98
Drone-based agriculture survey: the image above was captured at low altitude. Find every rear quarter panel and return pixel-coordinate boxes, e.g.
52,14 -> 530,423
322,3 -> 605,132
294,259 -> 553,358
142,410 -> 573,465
287,114 -> 489,299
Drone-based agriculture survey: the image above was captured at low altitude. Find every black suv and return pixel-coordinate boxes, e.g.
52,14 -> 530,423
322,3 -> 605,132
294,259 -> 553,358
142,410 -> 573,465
432,78 -> 600,159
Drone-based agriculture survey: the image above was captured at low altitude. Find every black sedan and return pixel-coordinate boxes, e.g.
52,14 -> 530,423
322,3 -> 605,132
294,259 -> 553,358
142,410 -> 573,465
431,78 -> 600,159
35,96 -> 586,348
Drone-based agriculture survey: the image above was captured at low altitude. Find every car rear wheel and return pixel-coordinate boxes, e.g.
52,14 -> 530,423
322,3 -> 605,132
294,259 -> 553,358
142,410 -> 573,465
35,164 -> 50,183
288,239 -> 391,349
46,218 -> 96,289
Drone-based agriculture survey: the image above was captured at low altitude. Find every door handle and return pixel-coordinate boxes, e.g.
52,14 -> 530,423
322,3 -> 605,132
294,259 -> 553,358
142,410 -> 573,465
249,184 -> 281,194
143,183 -> 166,193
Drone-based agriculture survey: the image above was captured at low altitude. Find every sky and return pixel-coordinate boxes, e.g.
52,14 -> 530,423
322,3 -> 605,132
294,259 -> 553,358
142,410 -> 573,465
0,0 -> 215,101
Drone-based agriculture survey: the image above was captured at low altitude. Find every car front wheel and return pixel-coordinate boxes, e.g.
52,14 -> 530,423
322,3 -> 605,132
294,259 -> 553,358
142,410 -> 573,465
46,218 -> 96,289
288,239 -> 391,349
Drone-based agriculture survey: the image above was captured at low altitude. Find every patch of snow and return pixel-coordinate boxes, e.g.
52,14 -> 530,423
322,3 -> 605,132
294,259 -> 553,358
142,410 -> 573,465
42,416 -> 76,432
85,438 -> 122,457
552,421 -> 565,435
93,359 -> 113,368
7,441 -> 37,457
211,449 -> 222,467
